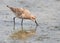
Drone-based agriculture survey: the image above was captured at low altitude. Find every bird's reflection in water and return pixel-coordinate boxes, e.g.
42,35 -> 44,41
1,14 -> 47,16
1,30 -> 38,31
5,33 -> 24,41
10,25 -> 38,40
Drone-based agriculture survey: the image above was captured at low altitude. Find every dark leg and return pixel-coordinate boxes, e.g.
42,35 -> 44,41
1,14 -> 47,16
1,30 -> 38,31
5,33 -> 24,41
13,17 -> 16,30
21,25 -> 23,31
35,20 -> 38,26
21,18 -> 23,26
21,18 -> 23,30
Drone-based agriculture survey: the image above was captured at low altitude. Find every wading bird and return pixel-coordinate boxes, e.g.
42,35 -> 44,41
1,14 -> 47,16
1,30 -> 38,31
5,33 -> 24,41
7,5 -> 38,30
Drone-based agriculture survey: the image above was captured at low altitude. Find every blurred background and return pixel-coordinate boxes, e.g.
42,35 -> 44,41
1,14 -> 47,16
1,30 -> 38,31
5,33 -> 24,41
0,0 -> 60,43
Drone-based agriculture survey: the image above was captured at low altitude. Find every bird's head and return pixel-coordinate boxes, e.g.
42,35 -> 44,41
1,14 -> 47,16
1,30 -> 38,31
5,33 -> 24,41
31,15 -> 36,21
32,15 -> 36,19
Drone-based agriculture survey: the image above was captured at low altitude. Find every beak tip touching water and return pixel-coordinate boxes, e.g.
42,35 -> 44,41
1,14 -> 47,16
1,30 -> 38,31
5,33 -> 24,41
36,22 -> 39,26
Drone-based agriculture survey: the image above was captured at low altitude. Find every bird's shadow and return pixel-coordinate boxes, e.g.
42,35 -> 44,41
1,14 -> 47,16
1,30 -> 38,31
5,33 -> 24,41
10,25 -> 38,40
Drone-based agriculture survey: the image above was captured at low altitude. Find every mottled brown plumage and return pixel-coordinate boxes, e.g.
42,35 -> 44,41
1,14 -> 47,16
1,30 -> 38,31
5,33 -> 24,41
7,5 -> 38,30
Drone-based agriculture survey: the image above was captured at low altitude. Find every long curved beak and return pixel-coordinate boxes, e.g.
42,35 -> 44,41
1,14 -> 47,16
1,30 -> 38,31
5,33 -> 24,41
35,20 -> 39,26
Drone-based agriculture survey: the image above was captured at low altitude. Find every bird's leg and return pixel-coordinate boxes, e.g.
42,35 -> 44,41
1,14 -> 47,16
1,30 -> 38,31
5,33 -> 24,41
35,20 -> 38,26
21,18 -> 23,26
21,24 -> 23,31
13,17 -> 16,30
21,18 -> 23,30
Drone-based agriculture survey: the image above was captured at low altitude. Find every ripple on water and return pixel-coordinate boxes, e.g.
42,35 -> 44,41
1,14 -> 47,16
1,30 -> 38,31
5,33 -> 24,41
35,35 -> 50,41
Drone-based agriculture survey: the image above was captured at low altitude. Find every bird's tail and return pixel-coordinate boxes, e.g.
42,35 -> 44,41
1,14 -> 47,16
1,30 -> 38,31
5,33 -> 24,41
6,5 -> 12,9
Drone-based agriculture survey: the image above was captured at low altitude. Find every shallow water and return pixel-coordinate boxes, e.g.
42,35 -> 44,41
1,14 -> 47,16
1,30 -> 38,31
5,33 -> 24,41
0,0 -> 60,43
